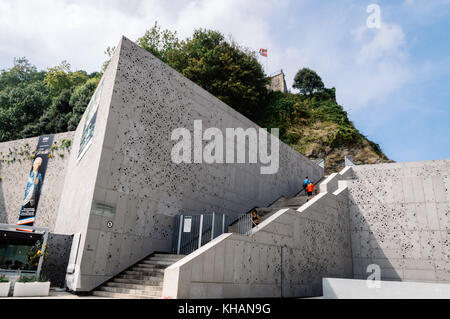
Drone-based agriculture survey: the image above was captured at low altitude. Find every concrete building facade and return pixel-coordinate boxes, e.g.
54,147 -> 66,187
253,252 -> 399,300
0,37 -> 321,292
1,35 -> 449,298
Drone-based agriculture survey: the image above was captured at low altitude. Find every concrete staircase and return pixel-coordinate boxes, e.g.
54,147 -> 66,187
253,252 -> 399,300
228,193 -> 309,232
92,253 -> 185,299
228,177 -> 326,232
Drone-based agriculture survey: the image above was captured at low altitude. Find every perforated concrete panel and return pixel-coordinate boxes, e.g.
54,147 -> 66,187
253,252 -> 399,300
54,36 -> 323,291
347,160 -> 450,283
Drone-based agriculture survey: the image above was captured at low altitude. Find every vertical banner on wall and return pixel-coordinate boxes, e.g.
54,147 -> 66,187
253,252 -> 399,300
17,134 -> 54,232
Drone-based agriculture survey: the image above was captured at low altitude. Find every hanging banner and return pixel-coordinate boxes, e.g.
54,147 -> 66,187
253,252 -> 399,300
17,134 -> 54,232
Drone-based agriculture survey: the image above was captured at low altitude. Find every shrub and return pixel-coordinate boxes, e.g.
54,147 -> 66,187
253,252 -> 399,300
18,275 -> 35,283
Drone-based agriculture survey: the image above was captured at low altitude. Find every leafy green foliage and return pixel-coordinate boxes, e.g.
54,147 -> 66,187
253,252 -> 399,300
139,27 -> 268,118
18,275 -> 36,283
24,239 -> 48,271
0,23 -> 389,174
0,57 -> 42,90
0,57 -> 101,142
137,22 -> 180,63
44,61 -> 88,97
0,275 -> 9,283
293,68 -> 325,95
67,77 -> 100,130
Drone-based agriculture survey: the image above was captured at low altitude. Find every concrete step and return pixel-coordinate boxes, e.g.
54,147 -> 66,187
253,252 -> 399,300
127,266 -> 165,274
105,282 -> 163,291
255,207 -> 274,215
259,211 -> 282,223
152,253 -> 184,259
91,253 -> 183,299
132,263 -> 167,270
144,259 -> 181,265
112,277 -> 163,286
117,273 -> 164,280
141,260 -> 175,266
92,290 -> 160,299
130,267 -> 167,273
285,196 -> 308,206
148,254 -> 185,259
98,286 -> 162,297
124,270 -> 164,277
267,196 -> 287,207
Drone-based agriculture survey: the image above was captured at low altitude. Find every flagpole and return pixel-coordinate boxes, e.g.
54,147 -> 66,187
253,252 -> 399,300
259,48 -> 268,75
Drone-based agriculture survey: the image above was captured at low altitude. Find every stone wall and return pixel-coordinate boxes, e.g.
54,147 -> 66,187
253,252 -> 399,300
0,132 -> 74,230
267,71 -> 288,94
162,184 -> 352,298
346,159 -> 450,283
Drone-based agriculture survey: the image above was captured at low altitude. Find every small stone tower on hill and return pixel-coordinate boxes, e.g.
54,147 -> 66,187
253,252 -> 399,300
267,69 -> 288,93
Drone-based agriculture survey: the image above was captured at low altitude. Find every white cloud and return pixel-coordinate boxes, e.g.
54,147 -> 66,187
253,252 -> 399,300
0,0 -> 417,113
0,0 -> 281,73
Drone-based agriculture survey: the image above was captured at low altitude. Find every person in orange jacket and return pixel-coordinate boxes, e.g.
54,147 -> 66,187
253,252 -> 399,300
306,182 -> 315,201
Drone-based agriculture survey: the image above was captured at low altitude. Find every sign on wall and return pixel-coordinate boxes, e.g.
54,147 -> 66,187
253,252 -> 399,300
183,216 -> 192,233
90,202 -> 116,218
17,134 -> 54,232
77,78 -> 104,163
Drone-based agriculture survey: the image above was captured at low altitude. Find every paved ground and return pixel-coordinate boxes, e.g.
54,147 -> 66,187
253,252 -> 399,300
1,289 -> 325,299
0,290 -> 111,299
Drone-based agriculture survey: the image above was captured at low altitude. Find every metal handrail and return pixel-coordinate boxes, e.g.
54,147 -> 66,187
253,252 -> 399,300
173,213 -> 228,255
231,176 -> 326,236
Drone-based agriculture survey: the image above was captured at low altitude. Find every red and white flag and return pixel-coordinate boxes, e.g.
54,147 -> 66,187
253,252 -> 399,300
259,48 -> 268,57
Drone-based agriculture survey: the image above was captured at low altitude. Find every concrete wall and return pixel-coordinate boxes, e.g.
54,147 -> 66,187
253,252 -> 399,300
323,278 -> 450,299
0,132 -> 74,230
42,233 -> 73,287
53,37 -> 121,291
346,159 -> 450,283
319,167 -> 353,194
162,183 -> 352,299
0,132 -> 74,287
55,36 -> 323,292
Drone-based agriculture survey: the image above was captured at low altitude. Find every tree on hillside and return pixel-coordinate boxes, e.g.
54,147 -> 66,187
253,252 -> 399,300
67,77 -> 101,130
0,81 -> 50,141
137,22 -> 180,64
293,68 -> 324,95
0,57 -> 43,90
136,25 -> 269,119
44,61 -> 88,97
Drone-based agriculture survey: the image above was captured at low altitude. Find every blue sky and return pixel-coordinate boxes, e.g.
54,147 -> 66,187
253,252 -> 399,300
0,0 -> 449,162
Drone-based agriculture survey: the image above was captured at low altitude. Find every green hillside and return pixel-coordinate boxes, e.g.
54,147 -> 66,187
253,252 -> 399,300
257,89 -> 392,173
0,23 -> 391,174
